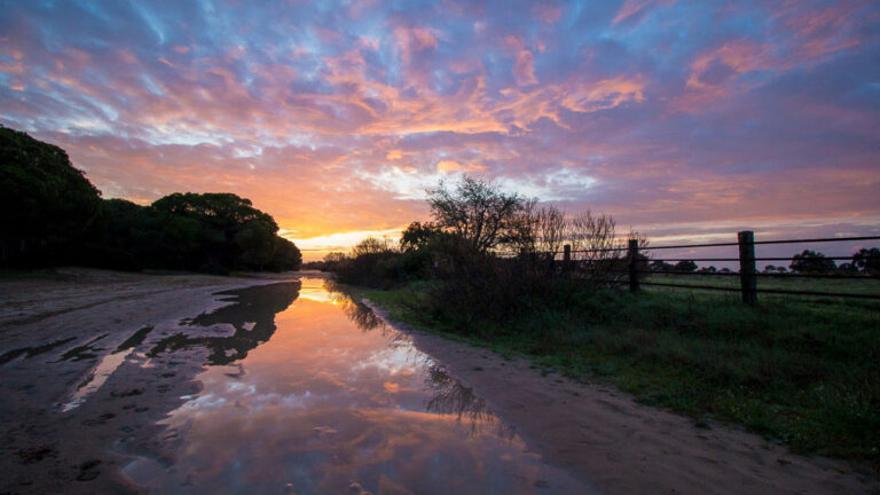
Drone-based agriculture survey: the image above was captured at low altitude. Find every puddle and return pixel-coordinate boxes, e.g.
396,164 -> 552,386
149,282 -> 300,365
115,325 -> 154,353
61,327 -> 155,412
58,333 -> 109,362
121,277 -> 592,494
0,336 -> 77,365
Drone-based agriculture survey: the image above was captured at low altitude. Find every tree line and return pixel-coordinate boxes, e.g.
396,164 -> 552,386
314,175 -> 878,327
318,176 -> 648,325
648,247 -> 878,276
0,126 -> 301,273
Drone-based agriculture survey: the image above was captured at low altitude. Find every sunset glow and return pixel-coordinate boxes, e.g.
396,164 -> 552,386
2,1 -> 879,259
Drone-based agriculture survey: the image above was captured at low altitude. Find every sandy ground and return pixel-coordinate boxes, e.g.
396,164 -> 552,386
363,300 -> 880,495
0,268 -> 295,494
1,268 -> 876,494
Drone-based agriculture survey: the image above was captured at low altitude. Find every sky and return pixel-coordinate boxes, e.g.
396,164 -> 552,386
1,0 -> 879,261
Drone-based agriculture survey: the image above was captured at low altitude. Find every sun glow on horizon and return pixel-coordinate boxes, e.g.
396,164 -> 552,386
282,228 -> 405,261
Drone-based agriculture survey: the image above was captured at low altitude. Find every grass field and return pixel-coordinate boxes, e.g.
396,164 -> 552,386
350,277 -> 880,463
644,272 -> 880,297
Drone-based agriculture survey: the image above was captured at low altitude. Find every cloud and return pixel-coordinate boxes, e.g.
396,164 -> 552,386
505,35 -> 538,86
0,0 -> 878,260
435,159 -> 486,173
612,0 -> 676,26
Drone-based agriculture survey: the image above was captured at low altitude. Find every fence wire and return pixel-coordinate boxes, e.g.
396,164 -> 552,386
518,234 -> 880,302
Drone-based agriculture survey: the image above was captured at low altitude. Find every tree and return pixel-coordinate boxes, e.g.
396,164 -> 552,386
400,222 -> 443,252
673,260 -> 698,273
235,220 -> 279,270
837,262 -> 858,273
507,203 -> 566,257
266,237 -> 302,272
789,250 -> 836,274
650,260 -> 674,272
324,252 -> 346,263
0,126 -> 101,266
427,176 -> 526,253
0,127 -> 301,273
853,247 -> 879,275
152,192 -> 282,272
352,237 -> 394,257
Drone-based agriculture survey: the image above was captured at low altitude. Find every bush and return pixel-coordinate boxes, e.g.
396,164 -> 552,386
332,238 -> 431,288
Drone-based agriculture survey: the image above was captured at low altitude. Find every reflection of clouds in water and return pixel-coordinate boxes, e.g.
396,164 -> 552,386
349,344 -> 424,376
129,275 -> 578,494
178,387 -> 315,416
328,284 -> 441,378
152,405 -> 539,494
325,279 -> 512,440
297,279 -> 340,305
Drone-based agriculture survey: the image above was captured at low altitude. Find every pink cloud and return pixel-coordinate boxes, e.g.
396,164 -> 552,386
534,3 -> 562,24
505,35 -> 538,86
775,2 -> 869,62
673,40 -> 775,112
612,0 -> 674,25
2,0 -> 878,257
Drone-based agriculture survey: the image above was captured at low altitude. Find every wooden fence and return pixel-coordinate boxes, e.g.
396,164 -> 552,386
556,232 -> 880,305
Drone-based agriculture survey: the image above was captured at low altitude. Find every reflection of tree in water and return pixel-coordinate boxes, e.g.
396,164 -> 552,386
325,279 -> 515,439
425,365 -> 515,440
341,298 -> 385,332
148,282 -> 300,365
324,281 -> 393,335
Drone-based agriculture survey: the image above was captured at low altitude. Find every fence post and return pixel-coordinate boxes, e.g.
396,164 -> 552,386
563,244 -> 571,272
628,239 -> 639,292
738,230 -> 757,305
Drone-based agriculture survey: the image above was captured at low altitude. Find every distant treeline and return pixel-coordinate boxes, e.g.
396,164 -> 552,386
649,248 -> 879,275
0,126 -> 301,273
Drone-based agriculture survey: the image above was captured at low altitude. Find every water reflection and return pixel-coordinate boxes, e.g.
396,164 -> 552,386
124,277 -> 589,494
148,282 -> 300,365
0,336 -> 76,365
425,366 -> 496,425
332,291 -> 506,438
340,298 -> 386,332
61,326 -> 155,412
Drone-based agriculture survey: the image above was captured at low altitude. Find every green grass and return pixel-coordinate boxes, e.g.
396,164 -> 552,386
645,272 -> 880,296
349,280 -> 880,463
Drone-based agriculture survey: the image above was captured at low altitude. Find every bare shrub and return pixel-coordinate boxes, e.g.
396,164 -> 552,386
561,211 -> 649,285
538,206 -> 567,257
351,237 -> 395,257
